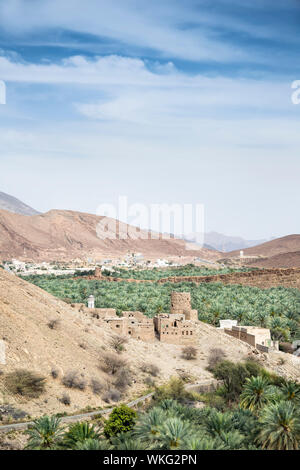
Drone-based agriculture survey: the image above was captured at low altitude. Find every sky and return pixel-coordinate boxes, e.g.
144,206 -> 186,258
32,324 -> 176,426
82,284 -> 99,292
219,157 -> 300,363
0,0 -> 299,239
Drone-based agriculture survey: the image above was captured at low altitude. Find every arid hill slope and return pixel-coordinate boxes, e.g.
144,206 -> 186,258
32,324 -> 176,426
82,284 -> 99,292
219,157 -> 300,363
247,251 -> 300,269
224,234 -> 300,259
0,209 -> 218,262
0,269 -> 299,418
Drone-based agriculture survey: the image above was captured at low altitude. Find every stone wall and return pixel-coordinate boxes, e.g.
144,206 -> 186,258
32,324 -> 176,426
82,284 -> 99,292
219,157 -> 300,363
224,326 -> 271,349
158,268 -> 300,289
155,315 -> 196,344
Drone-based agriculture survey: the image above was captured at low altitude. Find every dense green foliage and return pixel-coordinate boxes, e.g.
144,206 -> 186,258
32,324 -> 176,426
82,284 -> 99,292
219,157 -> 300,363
25,362 -> 300,450
25,272 -> 300,339
105,265 -> 253,280
103,404 -> 137,438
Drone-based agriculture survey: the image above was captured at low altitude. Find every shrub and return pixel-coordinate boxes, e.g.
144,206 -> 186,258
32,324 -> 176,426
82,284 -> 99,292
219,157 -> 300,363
109,336 -> 128,353
181,346 -> 197,360
5,370 -> 46,398
62,371 -> 87,391
60,393 -> 71,406
177,370 -> 193,383
103,404 -> 137,438
100,353 -> 126,375
140,363 -> 160,377
207,348 -> 226,370
47,319 -> 60,330
144,376 -> 155,387
154,377 -> 188,402
114,367 -> 132,391
0,405 -> 27,422
102,388 -> 122,403
51,368 -> 59,379
90,378 -> 104,395
211,360 -> 268,403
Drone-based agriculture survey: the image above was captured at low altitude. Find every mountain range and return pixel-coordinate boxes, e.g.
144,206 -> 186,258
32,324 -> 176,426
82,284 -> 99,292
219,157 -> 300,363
0,209 -> 219,262
0,191 -> 40,216
0,191 -> 299,267
203,231 -> 268,252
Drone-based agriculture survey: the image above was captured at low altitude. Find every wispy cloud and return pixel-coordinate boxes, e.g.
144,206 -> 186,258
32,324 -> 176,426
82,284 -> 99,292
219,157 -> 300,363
1,0 -> 299,64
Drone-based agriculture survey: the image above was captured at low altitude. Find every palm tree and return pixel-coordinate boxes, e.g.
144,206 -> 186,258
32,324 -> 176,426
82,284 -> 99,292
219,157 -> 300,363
62,422 -> 100,449
218,430 -> 245,450
134,408 -> 166,443
76,438 -> 112,450
204,410 -> 233,437
25,416 -> 64,450
183,436 -> 224,450
240,376 -> 274,412
280,382 -> 300,404
111,432 -> 149,450
256,401 -> 300,450
157,417 -> 193,450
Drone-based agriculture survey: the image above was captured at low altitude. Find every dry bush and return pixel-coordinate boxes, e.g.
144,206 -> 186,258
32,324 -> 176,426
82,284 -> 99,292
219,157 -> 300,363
144,376 -> 155,387
181,346 -> 198,360
90,378 -> 104,395
102,388 -> 121,403
47,319 -> 60,330
51,368 -> 59,379
62,370 -> 87,391
0,405 -> 27,422
5,370 -> 46,398
109,335 -> 128,353
100,353 -> 127,375
207,348 -> 226,370
140,363 -> 160,377
114,367 -> 132,391
177,370 -> 193,383
60,393 -> 71,406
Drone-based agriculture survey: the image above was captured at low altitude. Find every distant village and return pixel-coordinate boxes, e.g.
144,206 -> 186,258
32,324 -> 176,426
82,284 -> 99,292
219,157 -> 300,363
2,252 -> 221,276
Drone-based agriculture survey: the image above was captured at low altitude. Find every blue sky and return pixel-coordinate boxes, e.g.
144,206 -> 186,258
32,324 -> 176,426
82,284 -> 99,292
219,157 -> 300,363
0,0 -> 299,239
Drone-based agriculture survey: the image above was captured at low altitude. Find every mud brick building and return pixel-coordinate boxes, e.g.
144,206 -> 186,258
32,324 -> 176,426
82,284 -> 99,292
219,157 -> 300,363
80,291 -> 199,345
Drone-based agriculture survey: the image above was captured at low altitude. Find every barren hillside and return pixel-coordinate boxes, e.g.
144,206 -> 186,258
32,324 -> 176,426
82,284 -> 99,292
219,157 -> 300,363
247,251 -> 300,269
0,209 -> 219,262
0,268 -> 299,419
224,234 -> 300,259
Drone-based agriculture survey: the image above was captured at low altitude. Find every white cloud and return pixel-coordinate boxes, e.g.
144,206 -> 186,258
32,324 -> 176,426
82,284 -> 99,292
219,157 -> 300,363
0,0 -> 252,62
0,54 -> 294,114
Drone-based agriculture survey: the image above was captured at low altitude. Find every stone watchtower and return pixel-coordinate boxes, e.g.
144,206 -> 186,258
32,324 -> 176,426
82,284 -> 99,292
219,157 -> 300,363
171,292 -> 191,314
170,292 -> 198,322
94,267 -> 102,278
87,295 -> 95,309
